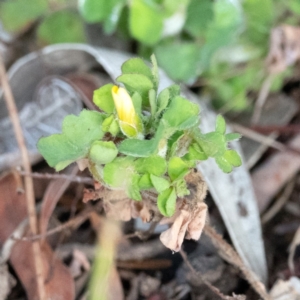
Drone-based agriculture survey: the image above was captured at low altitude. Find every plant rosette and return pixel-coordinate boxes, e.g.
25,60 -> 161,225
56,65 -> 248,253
38,55 -> 242,251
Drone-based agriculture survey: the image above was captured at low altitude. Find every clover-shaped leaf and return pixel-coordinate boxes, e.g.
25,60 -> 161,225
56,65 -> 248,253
135,155 -> 167,176
150,174 -> 170,193
37,110 -> 105,171
162,96 -> 200,130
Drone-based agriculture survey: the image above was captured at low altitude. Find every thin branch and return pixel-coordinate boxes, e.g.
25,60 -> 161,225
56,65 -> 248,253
231,122 -> 300,156
203,225 -> 270,300
17,208 -> 93,242
251,73 -> 274,124
18,170 -> 94,184
0,56 -> 46,299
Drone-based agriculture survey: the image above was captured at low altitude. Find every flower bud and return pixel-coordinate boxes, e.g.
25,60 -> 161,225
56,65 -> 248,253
112,86 -> 143,139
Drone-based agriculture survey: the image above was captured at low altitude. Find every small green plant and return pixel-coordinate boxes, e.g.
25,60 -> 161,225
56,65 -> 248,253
37,55 -> 241,217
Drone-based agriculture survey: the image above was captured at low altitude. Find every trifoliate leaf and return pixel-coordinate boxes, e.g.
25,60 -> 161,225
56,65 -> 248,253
215,156 -> 233,173
121,57 -> 152,79
93,83 -> 115,113
215,115 -> 226,134
117,74 -> 154,105
37,110 -> 105,171
157,188 -> 177,217
118,138 -> 157,157
138,173 -> 153,190
168,157 -> 190,181
195,132 -> 227,158
135,156 -> 167,176
89,141 -> 118,165
225,133 -> 241,142
162,96 -> 200,130
223,150 -> 242,167
150,174 -> 170,193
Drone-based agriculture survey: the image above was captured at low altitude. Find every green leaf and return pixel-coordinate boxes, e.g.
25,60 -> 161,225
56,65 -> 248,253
169,132 -> 192,158
37,10 -> 85,45
103,1 -> 125,34
108,119 -> 120,136
89,141 -> 118,164
215,115 -> 226,134
155,42 -> 201,82
103,156 -> 135,189
225,133 -> 241,142
135,156 -> 166,176
117,74 -> 154,105
150,54 -> 159,90
121,57 -> 152,79
150,175 -> 170,193
223,150 -> 242,167
79,0 -> 122,23
118,138 -> 157,157
149,89 -> 157,117
162,96 -> 200,129
130,0 -> 164,45
156,88 -> 170,116
131,92 -> 143,114
215,156 -> 232,173
128,173 -> 142,201
157,188 -> 177,217
0,0 -> 48,33
138,173 -> 153,190
119,120 -> 171,157
184,0 -> 213,37
37,110 -> 105,171
184,142 -> 208,161
168,157 -> 190,181
93,84 -> 115,113
195,131 -> 227,158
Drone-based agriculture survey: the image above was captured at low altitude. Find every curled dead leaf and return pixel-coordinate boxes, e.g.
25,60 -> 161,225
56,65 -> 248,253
160,202 -> 208,252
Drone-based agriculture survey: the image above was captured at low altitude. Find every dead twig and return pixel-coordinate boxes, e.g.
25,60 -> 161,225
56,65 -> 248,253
0,55 -> 46,299
17,208 -> 93,241
203,225 -> 270,300
251,73 -> 274,124
18,170 -> 94,184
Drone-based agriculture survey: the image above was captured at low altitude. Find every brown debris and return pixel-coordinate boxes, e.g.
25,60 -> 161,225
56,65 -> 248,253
267,25 -> 300,74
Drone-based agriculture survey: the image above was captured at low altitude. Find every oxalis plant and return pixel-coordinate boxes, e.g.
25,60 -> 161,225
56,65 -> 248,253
37,55 -> 241,249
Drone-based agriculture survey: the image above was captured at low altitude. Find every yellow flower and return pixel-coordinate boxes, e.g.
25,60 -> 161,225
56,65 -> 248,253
111,86 -> 144,139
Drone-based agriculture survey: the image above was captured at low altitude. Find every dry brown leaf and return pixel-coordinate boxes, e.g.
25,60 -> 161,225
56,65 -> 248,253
160,202 -> 208,251
0,172 -> 75,300
267,25 -> 300,74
